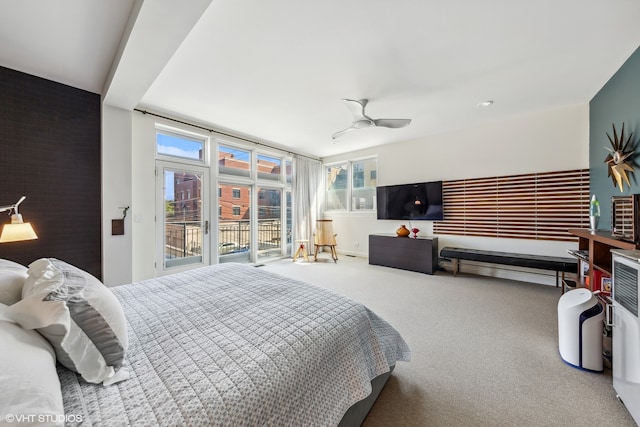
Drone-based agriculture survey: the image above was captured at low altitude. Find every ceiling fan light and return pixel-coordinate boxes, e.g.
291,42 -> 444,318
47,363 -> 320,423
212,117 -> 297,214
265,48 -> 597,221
477,100 -> 494,108
354,119 -> 373,129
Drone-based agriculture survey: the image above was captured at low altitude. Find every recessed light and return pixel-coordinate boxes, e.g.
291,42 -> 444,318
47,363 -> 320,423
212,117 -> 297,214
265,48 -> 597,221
477,100 -> 494,108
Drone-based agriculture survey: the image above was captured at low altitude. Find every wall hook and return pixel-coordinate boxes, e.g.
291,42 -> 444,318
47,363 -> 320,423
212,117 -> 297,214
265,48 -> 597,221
120,206 -> 130,219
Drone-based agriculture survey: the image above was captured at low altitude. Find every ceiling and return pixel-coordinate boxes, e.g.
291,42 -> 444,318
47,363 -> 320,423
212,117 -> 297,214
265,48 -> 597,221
2,0 -> 640,159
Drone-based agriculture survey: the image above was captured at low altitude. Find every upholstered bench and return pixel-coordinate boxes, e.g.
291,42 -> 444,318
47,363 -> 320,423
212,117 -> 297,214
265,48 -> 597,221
439,247 -> 578,286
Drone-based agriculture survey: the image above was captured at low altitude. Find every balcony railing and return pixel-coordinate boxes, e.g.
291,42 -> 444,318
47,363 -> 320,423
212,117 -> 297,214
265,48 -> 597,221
165,221 -> 202,260
165,219 -> 288,259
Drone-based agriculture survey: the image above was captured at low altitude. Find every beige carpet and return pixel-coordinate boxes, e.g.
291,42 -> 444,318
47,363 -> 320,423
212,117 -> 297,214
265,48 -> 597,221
262,255 -> 636,427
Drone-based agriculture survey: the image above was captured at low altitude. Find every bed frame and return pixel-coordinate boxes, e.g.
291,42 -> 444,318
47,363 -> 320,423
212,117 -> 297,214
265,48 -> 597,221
339,365 -> 395,426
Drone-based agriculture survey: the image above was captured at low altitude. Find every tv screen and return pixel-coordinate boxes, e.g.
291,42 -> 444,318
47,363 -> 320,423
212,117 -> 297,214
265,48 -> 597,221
376,181 -> 444,221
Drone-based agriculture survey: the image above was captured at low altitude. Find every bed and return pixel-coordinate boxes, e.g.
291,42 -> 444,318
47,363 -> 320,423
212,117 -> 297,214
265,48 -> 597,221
0,259 -> 410,426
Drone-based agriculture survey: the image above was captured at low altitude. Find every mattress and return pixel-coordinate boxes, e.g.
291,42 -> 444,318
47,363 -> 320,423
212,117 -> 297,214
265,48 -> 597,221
58,263 -> 410,426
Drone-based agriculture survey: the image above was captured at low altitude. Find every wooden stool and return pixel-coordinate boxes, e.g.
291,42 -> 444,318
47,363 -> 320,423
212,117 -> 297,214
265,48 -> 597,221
293,240 -> 310,262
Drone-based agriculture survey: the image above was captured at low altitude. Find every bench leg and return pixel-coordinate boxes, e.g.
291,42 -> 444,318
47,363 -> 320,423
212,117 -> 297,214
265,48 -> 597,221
452,259 -> 459,276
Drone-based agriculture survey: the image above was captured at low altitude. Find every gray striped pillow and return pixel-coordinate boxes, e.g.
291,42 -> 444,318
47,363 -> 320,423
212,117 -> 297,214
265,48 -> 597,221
8,258 -> 128,385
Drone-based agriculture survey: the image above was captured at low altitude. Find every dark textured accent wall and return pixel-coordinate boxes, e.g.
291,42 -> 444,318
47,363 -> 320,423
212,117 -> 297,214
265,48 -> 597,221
0,66 -> 101,278
590,45 -> 640,230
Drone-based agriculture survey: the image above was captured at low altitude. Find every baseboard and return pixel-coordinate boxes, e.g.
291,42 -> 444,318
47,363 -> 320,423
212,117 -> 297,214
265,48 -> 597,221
334,249 -> 368,258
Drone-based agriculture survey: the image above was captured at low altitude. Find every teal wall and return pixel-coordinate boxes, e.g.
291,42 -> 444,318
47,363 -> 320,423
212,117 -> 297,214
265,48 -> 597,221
590,45 -> 640,229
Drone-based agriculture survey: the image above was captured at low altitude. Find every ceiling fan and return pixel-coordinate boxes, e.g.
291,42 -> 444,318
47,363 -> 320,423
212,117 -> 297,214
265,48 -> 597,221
332,98 -> 411,140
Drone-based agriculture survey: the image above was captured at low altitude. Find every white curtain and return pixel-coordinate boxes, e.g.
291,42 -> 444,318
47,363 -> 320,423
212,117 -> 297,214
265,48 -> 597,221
292,155 -> 323,255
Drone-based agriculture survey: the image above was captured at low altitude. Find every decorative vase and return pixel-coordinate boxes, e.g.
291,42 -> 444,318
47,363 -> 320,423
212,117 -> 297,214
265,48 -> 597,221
396,225 -> 410,237
411,227 -> 419,238
589,195 -> 600,231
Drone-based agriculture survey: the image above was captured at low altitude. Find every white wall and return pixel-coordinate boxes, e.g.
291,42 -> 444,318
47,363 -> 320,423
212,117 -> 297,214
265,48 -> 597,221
130,112 -> 162,281
101,105 -> 133,286
322,104 -> 589,285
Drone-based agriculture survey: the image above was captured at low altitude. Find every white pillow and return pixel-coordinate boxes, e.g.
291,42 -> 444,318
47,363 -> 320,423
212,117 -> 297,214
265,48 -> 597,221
8,258 -> 129,385
0,259 -> 28,306
0,303 -> 64,426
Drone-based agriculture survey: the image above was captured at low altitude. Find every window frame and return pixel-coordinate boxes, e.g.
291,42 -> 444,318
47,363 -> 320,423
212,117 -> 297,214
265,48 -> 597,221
155,125 -> 209,166
324,161 -> 349,212
214,136 -> 293,262
350,157 -> 378,212
324,156 -> 378,213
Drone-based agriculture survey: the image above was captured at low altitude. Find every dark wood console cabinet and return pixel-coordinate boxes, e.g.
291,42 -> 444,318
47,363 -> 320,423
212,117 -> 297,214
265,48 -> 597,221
567,228 -> 637,291
369,234 -> 439,274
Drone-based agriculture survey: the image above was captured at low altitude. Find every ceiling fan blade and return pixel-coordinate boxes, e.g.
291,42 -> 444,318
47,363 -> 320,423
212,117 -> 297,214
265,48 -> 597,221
341,98 -> 369,122
373,118 -> 412,128
331,126 -> 357,140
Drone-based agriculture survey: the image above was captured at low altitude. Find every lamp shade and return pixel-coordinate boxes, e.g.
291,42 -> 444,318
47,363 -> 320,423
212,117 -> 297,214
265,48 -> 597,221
0,214 -> 38,243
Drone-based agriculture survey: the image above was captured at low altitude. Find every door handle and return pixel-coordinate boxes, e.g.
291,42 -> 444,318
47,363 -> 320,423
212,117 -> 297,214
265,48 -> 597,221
205,220 -> 209,234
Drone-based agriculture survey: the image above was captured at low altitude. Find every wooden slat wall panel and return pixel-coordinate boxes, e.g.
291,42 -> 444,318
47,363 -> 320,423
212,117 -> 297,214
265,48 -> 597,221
434,169 -> 590,242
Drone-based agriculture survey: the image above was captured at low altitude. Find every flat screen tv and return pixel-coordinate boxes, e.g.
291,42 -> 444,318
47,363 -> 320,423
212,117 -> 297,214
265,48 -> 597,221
376,181 -> 444,221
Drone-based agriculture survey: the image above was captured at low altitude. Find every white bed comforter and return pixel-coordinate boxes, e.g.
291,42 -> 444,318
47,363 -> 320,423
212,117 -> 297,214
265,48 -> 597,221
58,263 -> 410,427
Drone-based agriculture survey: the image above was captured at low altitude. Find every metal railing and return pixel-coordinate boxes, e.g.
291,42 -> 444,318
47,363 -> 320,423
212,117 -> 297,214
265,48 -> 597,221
165,221 -> 202,260
165,219 -> 287,259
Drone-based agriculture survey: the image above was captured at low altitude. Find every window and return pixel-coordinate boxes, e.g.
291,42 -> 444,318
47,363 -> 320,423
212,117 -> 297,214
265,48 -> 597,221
324,157 -> 377,212
351,158 -> 377,211
218,145 -> 250,178
257,154 -> 282,181
157,130 -> 205,162
155,124 -> 294,267
216,143 -> 291,263
325,163 -> 348,211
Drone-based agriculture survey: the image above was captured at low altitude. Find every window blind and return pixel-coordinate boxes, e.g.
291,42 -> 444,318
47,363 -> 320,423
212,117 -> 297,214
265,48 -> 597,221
434,169 -> 590,242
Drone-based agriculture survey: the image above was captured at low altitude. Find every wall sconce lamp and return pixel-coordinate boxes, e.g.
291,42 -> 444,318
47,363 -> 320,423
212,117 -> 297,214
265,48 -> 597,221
0,195 -> 38,243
